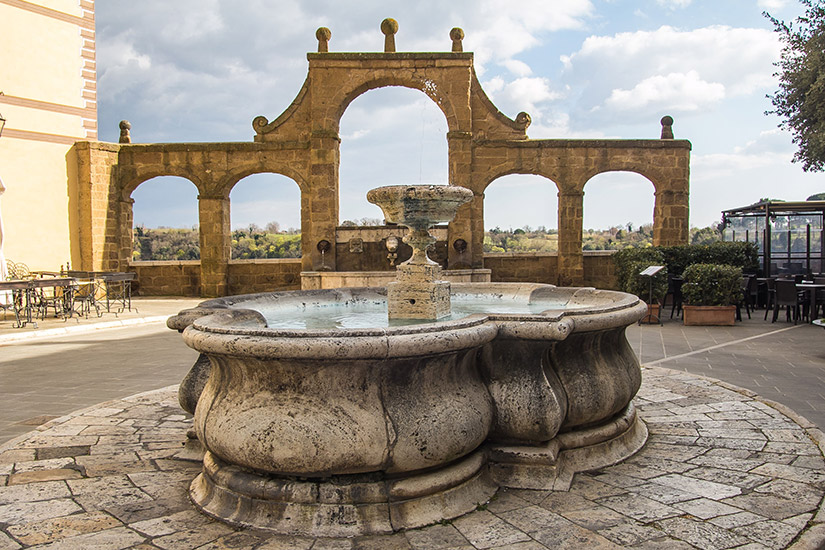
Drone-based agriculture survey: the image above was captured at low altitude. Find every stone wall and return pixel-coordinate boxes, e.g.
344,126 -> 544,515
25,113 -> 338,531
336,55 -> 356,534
130,259 -> 303,296
483,253 -> 558,284
582,251 -> 618,290
484,251 -> 619,289
130,261 -> 201,297
228,259 -> 302,294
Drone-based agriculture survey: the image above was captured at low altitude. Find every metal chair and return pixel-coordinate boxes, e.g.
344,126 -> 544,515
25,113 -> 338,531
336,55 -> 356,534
663,275 -> 684,319
764,278 -> 776,320
772,279 -> 807,324
813,277 -> 825,319
736,276 -> 755,320
69,278 -> 102,318
7,261 -> 31,280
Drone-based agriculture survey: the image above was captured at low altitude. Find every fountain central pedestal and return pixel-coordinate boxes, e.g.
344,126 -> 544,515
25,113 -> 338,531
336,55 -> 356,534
366,184 -> 473,320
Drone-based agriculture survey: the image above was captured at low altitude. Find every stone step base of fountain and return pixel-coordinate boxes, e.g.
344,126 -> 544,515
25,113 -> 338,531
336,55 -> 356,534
187,405 -> 646,537
488,404 -> 648,491
189,449 -> 497,537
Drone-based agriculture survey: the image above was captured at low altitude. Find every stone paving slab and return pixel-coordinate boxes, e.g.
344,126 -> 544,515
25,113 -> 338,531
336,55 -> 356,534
1,367 -> 824,549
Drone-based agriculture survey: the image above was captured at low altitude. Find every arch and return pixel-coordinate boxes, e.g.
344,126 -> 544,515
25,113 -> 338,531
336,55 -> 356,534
338,87 -> 449,224
334,76 -> 460,135
229,173 -> 302,230
583,171 -> 656,232
483,174 -> 560,232
480,170 -> 561,196
582,166 -> 663,194
121,169 -> 207,202
131,176 -> 200,261
229,173 -> 302,260
222,166 -> 308,197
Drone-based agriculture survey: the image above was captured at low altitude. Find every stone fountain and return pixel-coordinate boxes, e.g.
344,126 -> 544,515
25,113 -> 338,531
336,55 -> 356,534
168,184 -> 648,537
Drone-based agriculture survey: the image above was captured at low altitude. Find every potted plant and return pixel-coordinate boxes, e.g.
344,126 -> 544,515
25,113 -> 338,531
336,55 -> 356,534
624,260 -> 668,324
681,263 -> 742,326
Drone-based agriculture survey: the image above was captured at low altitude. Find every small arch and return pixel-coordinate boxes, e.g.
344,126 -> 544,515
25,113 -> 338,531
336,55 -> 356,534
338,87 -> 449,225
229,173 -> 302,259
223,166 -> 308,196
131,176 -> 200,261
483,174 -> 559,253
583,171 -> 655,247
121,170 -> 205,201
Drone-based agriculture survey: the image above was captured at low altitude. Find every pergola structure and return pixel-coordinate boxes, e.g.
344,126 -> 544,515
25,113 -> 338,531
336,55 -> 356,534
722,199 -> 825,277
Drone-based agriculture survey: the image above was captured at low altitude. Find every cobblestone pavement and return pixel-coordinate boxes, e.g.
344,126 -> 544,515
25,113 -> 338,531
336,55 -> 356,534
1,366 -> 824,549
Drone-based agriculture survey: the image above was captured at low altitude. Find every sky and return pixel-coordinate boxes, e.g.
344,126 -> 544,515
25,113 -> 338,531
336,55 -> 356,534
95,0 -> 823,232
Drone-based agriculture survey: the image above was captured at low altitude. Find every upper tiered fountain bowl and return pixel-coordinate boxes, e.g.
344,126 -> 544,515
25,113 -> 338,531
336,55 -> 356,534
168,184 -> 648,537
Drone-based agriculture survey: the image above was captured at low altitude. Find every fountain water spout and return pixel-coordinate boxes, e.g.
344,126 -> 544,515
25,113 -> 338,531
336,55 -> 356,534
367,184 -> 473,320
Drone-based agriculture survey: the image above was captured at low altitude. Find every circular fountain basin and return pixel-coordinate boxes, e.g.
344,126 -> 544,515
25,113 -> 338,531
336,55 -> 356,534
169,282 -> 648,536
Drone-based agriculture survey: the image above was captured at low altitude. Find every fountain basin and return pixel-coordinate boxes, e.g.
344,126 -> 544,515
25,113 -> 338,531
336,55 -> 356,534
169,282 -> 648,535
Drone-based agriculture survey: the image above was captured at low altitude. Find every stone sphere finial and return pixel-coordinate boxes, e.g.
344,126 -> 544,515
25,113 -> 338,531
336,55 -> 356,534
381,18 -> 398,52
660,115 -> 674,139
316,27 -> 331,53
450,27 -> 465,52
119,120 -> 131,144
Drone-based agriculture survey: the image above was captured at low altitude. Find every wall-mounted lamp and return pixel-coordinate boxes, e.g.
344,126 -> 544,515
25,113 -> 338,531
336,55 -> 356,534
0,113 -> 6,138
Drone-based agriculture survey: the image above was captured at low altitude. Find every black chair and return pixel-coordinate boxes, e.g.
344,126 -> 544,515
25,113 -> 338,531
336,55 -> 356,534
736,276 -> 755,320
772,279 -> 808,324
764,278 -> 777,320
663,276 -> 684,319
812,277 -> 825,319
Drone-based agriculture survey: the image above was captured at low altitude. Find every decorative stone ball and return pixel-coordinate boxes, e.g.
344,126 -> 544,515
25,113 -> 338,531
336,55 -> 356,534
119,120 -> 131,131
450,27 -> 465,41
316,27 -> 331,42
661,115 -> 674,127
381,18 -> 399,35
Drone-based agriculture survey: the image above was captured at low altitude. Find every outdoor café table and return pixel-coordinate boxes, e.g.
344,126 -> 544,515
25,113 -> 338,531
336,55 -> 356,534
796,282 -> 825,322
0,279 -> 32,327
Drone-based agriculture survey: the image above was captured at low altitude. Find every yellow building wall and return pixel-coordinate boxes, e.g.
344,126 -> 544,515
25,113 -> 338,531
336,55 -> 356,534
0,0 -> 96,271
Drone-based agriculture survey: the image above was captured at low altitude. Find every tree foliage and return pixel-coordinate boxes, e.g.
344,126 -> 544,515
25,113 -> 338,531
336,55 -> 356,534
133,226 -> 200,261
132,224 -> 302,261
766,0 -> 825,171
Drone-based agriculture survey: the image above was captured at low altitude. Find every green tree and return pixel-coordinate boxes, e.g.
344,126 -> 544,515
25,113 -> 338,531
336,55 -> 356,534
766,1 -> 825,171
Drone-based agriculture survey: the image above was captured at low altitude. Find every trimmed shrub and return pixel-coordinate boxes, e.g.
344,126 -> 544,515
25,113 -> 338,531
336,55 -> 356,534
681,263 -> 743,306
659,241 -> 758,276
612,247 -> 666,293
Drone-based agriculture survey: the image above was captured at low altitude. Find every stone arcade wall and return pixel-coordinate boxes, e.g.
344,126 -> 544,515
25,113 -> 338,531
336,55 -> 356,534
71,22 -> 690,297
130,261 -> 201,297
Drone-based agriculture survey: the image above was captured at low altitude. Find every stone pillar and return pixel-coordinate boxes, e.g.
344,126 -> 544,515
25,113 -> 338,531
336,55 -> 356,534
199,195 -> 231,297
114,198 -> 134,272
71,142 -> 121,272
653,188 -> 690,246
557,190 -> 584,286
302,132 -> 340,272
447,131 -> 476,268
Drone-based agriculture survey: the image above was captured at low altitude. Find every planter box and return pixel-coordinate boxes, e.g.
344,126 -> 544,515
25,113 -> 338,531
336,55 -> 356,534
639,303 -> 661,325
683,305 -> 736,326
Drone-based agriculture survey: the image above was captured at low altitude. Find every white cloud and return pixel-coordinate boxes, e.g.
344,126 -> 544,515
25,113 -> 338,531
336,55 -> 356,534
604,70 -> 725,113
560,25 -> 781,126
757,0 -> 790,9
502,59 -> 533,77
655,0 -> 692,8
